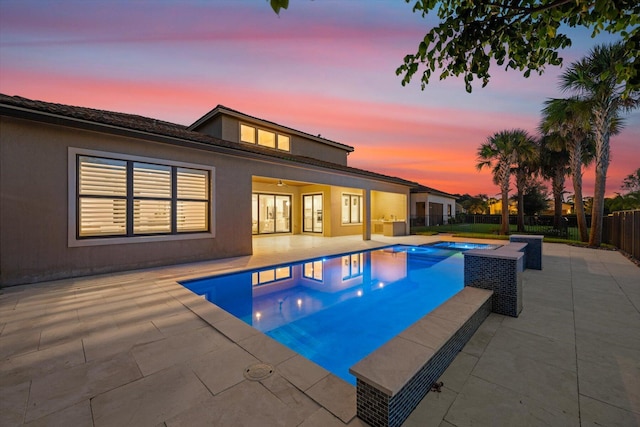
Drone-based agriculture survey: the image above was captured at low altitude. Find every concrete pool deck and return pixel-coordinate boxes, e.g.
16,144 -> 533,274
1,235 -> 639,426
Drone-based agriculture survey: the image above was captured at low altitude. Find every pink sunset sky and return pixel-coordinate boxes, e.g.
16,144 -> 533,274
1,1 -> 638,198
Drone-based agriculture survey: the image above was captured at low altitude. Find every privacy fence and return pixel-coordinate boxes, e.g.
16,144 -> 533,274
603,210 -> 640,261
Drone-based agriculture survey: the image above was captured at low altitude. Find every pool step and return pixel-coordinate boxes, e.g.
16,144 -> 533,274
349,286 -> 493,427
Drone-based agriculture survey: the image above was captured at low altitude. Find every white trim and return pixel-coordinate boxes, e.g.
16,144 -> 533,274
68,147 -> 215,247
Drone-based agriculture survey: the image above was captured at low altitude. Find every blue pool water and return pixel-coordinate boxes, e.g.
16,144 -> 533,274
181,243 -> 494,384
423,241 -> 502,250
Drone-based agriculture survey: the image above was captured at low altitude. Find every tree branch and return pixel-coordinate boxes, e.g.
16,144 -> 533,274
481,0 -> 585,16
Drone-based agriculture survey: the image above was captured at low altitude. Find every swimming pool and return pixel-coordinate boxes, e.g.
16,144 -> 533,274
423,241 -> 502,250
181,243 -> 493,384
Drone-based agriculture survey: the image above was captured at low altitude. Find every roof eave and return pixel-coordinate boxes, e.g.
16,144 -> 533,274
1,102 -> 412,188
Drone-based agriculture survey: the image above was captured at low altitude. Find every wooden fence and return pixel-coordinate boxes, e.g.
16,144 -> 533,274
603,210 -> 640,261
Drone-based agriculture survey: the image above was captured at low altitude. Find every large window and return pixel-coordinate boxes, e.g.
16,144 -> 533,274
77,155 -> 210,238
342,194 -> 362,224
342,253 -> 363,280
252,267 -> 291,286
252,193 -> 291,235
303,260 -> 323,282
240,124 -> 256,144
257,129 -> 276,148
240,123 -> 290,152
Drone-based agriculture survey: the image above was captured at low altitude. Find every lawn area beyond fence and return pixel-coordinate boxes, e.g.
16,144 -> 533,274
411,211 -> 640,262
410,214 -> 585,241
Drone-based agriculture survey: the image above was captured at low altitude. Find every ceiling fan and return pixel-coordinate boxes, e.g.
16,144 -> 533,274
276,180 -> 288,187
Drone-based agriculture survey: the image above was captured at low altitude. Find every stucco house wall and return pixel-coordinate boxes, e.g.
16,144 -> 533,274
329,186 -> 363,237
0,116 -> 411,286
0,116 -> 254,285
1,95 -> 450,287
428,194 -> 457,219
191,115 -> 223,141
410,191 -> 457,224
289,135 -> 349,166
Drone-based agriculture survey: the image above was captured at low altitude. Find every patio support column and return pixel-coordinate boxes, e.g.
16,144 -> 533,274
363,189 -> 371,240
406,191 -> 411,235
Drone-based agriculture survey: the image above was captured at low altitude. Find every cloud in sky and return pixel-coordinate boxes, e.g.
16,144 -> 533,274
1,0 -> 637,197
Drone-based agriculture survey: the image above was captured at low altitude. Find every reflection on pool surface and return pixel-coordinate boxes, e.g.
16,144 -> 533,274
181,244 -> 476,384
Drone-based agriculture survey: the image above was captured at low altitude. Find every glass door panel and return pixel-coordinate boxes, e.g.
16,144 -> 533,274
303,194 -> 323,233
313,194 -> 323,232
303,195 -> 314,232
259,194 -> 275,233
252,194 -> 258,234
275,195 -> 290,233
253,193 -> 291,235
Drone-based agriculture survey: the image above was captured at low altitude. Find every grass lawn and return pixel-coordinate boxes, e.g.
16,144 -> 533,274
412,222 -> 585,243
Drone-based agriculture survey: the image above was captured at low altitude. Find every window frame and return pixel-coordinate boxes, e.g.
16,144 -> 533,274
240,123 -> 256,144
257,129 -> 276,149
342,253 -> 364,280
69,148 -> 215,247
302,193 -> 323,233
341,193 -> 363,225
251,192 -> 292,235
303,260 -> 323,282
238,122 -> 291,152
252,266 -> 292,286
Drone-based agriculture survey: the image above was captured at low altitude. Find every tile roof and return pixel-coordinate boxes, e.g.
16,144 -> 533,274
411,184 -> 457,199
0,93 -> 417,187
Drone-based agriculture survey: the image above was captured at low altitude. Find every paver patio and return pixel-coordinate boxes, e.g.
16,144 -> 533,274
1,236 -> 639,426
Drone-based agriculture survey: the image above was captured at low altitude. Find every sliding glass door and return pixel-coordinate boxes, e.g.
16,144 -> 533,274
303,194 -> 323,233
252,193 -> 291,235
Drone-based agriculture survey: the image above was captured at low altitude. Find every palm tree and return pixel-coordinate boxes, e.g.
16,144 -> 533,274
540,97 -> 593,242
477,129 -> 533,235
559,42 -> 640,246
463,194 -> 489,214
538,134 -> 570,230
621,168 -> 640,193
512,133 -> 539,232
475,193 -> 490,214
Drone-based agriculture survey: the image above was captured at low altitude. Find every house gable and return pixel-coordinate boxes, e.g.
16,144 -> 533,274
189,105 -> 354,166
410,185 -> 458,224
